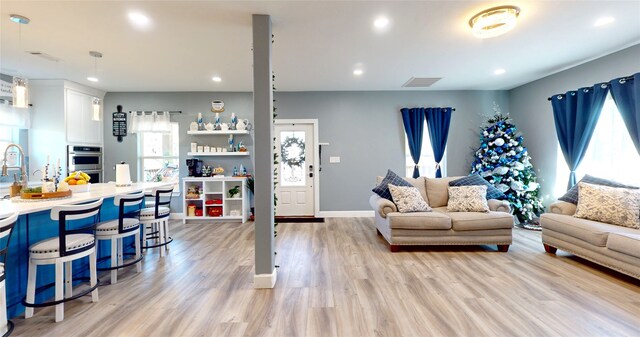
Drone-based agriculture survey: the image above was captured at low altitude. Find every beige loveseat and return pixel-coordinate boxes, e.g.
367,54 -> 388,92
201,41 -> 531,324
540,201 -> 640,279
369,176 -> 514,252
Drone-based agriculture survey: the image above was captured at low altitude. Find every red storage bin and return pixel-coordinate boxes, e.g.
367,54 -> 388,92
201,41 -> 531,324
208,207 -> 222,217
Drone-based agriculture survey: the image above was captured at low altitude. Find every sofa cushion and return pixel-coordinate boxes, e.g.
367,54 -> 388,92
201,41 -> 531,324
425,176 -> 463,208
434,209 -> 513,231
606,233 -> 640,259
449,174 -> 505,200
447,186 -> 490,213
388,184 -> 431,213
387,212 -> 451,230
541,213 -> 640,247
372,170 -> 413,201
559,174 -> 638,205
574,183 -> 640,229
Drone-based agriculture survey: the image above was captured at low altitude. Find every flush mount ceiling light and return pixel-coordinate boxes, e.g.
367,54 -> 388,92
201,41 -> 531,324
87,51 -> 102,83
10,14 -> 30,108
469,5 -> 520,39
494,68 -> 506,75
353,69 -> 364,76
212,76 -> 222,82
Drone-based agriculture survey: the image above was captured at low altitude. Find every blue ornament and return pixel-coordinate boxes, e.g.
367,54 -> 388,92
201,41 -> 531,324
481,143 -> 488,148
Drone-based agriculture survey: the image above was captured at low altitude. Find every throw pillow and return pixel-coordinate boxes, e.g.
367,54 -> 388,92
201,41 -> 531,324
559,175 -> 639,205
574,183 -> 640,229
372,170 -> 413,201
388,184 -> 432,213
449,174 -> 505,200
447,185 -> 490,213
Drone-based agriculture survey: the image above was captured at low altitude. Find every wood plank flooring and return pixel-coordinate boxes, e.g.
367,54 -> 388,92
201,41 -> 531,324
10,218 -> 640,337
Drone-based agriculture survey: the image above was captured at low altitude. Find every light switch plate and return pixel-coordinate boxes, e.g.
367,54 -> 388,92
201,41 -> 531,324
329,156 -> 340,163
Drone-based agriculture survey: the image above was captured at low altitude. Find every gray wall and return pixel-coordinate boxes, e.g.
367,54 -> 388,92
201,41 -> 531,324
275,90 -> 510,211
103,90 -> 509,212
103,92 -> 254,212
508,44 -> 640,204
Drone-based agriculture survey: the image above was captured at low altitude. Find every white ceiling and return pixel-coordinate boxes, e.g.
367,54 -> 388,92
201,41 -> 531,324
1,1 -> 639,92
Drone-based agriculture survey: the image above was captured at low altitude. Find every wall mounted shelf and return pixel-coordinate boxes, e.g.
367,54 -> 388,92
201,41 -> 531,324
187,152 -> 250,157
187,130 -> 249,135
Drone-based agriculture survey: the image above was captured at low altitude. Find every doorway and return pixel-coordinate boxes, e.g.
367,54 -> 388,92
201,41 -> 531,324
274,119 -> 319,216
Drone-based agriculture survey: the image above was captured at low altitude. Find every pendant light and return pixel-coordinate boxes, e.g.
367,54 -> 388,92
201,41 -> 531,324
87,51 -> 102,82
10,14 -> 30,109
92,97 -> 101,121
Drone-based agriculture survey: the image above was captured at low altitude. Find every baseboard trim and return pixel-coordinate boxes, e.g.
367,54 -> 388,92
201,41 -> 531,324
170,212 -> 184,220
317,211 -> 374,218
254,268 -> 278,288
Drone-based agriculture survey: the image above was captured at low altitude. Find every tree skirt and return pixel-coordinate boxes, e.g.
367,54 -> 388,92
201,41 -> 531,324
517,217 -> 542,231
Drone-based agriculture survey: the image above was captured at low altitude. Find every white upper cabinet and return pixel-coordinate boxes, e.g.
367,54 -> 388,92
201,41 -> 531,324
65,88 -> 102,144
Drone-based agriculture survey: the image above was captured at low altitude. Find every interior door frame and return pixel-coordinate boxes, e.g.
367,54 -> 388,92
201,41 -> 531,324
274,119 -> 320,217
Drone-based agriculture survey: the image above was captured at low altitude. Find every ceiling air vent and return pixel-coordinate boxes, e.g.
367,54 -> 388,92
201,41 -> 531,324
26,51 -> 61,62
402,77 -> 442,88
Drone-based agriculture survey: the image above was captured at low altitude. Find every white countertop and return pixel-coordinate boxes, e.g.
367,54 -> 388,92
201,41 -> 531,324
0,182 -> 168,217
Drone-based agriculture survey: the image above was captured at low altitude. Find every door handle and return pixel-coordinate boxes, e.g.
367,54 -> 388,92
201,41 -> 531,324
309,164 -> 314,178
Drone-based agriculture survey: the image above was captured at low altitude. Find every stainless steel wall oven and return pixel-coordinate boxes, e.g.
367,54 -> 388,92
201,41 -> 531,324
67,145 -> 103,183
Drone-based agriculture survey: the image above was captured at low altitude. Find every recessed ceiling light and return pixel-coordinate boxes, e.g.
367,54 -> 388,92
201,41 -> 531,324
374,17 -> 389,29
212,76 -> 222,82
469,6 -> 520,38
128,12 -> 150,26
494,68 -> 506,75
87,77 -> 99,82
353,69 -> 364,76
594,17 -> 615,27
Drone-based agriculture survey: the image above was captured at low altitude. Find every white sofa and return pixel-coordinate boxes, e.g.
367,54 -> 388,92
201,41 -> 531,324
369,176 -> 513,252
540,201 -> 640,279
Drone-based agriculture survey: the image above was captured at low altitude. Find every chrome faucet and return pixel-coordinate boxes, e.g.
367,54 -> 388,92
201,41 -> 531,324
1,143 -> 28,190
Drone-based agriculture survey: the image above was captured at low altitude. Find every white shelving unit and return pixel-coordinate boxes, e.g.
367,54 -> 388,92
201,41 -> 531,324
182,177 -> 250,223
187,152 -> 250,157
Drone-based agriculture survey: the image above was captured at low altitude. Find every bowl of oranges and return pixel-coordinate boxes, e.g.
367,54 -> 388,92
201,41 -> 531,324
66,171 -> 91,193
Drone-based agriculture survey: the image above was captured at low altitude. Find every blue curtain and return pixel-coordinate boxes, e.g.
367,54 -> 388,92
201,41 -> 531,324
425,107 -> 453,178
551,84 -> 609,189
400,108 -> 425,178
610,73 -> 640,155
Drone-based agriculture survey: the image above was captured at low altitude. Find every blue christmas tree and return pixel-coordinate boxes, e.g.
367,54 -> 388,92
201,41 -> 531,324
471,104 -> 544,226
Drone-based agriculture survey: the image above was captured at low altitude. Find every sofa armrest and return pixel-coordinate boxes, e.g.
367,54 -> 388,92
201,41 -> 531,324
488,199 -> 511,213
369,194 -> 397,218
549,201 -> 577,215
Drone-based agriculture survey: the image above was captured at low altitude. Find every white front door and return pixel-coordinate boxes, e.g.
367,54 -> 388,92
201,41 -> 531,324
275,121 -> 316,216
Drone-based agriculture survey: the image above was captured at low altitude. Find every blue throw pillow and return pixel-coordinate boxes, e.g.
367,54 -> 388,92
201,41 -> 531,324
449,174 -> 505,200
559,175 -> 639,204
372,170 -> 413,201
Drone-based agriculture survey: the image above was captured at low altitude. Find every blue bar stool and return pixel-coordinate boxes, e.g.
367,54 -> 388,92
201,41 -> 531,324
96,191 -> 144,284
0,212 -> 17,336
23,198 -> 103,322
140,186 -> 173,257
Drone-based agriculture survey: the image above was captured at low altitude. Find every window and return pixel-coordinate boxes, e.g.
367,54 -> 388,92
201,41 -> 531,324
0,126 -> 23,184
404,133 -> 446,178
138,122 -> 180,190
554,93 -> 640,197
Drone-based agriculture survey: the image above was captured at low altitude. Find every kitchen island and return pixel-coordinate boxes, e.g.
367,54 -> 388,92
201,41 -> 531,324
0,182 -> 168,318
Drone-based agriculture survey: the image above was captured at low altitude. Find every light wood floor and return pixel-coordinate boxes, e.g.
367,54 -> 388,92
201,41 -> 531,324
10,218 -> 640,337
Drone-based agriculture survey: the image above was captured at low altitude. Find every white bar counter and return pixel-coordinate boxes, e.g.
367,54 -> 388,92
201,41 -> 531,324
0,182 -> 168,217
